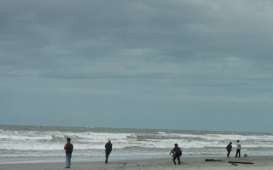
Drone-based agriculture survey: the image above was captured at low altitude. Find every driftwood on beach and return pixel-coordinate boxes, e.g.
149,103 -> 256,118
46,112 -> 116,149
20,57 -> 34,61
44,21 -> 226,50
205,159 -> 223,162
228,161 -> 255,165
205,159 -> 255,166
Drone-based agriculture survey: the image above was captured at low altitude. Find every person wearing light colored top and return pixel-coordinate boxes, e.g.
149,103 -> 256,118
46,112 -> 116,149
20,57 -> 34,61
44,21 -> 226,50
235,140 -> 241,158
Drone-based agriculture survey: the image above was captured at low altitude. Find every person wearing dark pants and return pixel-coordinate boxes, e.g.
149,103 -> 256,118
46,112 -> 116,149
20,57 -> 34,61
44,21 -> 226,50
105,140 -> 112,164
170,143 -> 182,165
235,140 -> 241,158
64,137 -> 73,168
226,142 -> 232,158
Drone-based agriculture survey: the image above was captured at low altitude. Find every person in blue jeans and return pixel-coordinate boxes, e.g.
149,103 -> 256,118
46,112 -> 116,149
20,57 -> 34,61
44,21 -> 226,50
64,137 -> 73,168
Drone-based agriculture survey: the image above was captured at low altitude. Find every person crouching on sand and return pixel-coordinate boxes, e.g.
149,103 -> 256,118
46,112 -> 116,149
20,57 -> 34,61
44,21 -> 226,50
105,139 -> 112,164
226,142 -> 232,158
170,143 -> 182,165
64,137 -> 74,168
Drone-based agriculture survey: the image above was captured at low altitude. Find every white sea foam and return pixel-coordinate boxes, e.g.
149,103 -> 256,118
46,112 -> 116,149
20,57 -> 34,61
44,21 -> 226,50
1,127 -> 273,163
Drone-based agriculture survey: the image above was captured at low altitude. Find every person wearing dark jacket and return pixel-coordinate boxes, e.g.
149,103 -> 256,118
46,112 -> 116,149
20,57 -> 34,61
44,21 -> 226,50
64,137 -> 73,168
226,142 -> 232,158
170,143 -> 182,165
105,140 -> 112,164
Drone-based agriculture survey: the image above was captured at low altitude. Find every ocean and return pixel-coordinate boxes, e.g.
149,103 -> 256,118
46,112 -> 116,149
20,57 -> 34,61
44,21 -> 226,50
1,125 -> 273,164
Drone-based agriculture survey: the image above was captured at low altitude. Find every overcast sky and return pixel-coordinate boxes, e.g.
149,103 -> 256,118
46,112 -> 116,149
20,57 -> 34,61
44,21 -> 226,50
1,0 -> 273,132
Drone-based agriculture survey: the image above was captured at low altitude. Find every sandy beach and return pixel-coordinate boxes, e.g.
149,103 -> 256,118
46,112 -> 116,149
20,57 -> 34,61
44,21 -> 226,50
1,156 -> 273,170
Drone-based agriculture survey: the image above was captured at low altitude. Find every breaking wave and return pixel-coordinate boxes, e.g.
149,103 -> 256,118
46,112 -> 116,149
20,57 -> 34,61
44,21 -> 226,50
1,126 -> 273,163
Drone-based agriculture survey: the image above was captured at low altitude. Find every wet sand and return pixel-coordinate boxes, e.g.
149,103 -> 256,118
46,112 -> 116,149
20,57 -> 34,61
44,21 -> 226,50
0,156 -> 272,170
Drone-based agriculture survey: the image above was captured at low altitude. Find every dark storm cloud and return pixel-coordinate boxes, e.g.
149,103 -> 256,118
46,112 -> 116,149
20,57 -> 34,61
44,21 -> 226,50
1,0 -> 273,74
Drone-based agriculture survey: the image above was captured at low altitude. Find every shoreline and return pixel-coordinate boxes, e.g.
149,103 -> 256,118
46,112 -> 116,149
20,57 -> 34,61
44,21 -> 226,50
1,156 -> 273,170
1,154 -> 271,165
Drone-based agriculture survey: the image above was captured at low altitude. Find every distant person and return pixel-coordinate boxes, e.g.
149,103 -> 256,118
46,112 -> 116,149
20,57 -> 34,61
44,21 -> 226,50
226,142 -> 232,158
170,143 -> 182,165
235,140 -> 241,158
64,137 -> 74,168
105,139 -> 112,164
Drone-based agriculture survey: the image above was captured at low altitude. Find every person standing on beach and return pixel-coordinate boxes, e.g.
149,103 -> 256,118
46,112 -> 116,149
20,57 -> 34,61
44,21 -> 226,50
170,143 -> 182,165
64,137 -> 74,168
235,140 -> 241,158
226,142 -> 232,158
105,139 -> 112,164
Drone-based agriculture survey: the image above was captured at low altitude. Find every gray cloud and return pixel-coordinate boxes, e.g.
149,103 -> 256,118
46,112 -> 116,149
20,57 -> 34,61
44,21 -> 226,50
1,0 -> 273,131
